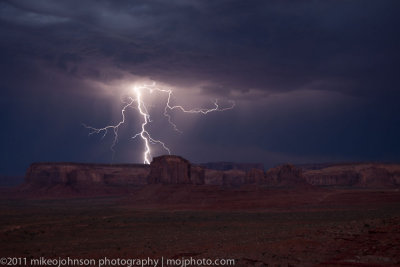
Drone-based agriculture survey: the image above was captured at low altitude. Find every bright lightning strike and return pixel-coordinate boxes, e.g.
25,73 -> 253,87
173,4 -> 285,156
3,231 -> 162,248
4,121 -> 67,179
82,96 -> 135,155
84,83 -> 235,164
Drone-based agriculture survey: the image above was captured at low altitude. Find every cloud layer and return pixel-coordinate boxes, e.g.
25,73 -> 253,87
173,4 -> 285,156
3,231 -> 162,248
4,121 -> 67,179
1,0 -> 399,174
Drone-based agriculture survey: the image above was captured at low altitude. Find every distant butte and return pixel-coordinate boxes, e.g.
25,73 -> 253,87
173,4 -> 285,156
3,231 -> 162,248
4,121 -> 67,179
19,155 -> 400,194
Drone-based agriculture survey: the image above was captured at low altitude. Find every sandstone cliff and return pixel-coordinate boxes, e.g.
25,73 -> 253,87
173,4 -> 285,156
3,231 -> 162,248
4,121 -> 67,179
204,169 -> 224,185
25,162 -> 150,188
303,163 -> 400,188
22,157 -> 400,191
245,168 -> 266,184
200,162 -> 264,172
222,169 -> 247,186
147,155 -> 205,185
265,164 -> 311,187
190,165 -> 206,185
23,157 -> 309,189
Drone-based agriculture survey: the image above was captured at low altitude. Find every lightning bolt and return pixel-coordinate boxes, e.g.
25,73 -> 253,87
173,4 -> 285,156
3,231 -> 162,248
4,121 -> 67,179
84,82 -> 235,164
151,85 -> 236,133
82,96 -> 135,157
131,85 -> 171,164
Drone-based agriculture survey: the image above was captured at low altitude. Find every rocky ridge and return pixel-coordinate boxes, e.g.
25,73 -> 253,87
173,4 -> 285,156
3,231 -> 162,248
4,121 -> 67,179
22,157 -> 400,191
25,162 -> 150,188
303,163 -> 400,188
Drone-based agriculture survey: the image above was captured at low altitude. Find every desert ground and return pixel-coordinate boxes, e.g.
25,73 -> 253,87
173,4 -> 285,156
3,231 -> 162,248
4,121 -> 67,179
1,186 -> 399,266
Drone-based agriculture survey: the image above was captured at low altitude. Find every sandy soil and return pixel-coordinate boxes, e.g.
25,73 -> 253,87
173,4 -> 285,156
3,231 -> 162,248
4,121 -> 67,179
0,186 -> 399,266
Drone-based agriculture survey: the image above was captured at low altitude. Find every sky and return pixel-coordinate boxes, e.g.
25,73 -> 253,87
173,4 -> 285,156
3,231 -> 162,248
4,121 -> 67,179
1,0 -> 400,175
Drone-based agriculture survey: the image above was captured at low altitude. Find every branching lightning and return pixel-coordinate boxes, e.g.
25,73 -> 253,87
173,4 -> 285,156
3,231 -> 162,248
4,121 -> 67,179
82,96 -> 135,155
84,83 -> 235,164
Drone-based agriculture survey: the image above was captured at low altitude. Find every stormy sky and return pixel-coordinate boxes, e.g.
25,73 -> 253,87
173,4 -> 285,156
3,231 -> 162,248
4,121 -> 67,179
1,0 -> 399,175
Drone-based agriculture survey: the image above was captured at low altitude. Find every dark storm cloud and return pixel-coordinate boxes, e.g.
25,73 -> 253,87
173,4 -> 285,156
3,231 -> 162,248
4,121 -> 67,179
1,0 -> 400,174
1,0 -> 398,95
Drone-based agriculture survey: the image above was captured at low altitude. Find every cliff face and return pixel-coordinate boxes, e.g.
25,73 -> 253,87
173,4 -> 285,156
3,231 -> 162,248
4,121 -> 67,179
147,155 -> 205,185
23,158 -> 400,191
204,169 -> 224,185
203,164 -> 307,187
304,170 -> 359,186
204,168 -> 265,186
200,162 -> 264,172
25,163 -> 150,187
23,158 -> 309,189
357,167 -> 395,187
265,164 -> 311,187
190,165 -> 206,185
245,168 -> 266,184
222,170 -> 247,186
303,163 -> 400,188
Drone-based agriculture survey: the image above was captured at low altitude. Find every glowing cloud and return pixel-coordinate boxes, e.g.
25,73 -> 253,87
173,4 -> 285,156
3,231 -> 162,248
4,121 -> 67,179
83,82 -> 235,164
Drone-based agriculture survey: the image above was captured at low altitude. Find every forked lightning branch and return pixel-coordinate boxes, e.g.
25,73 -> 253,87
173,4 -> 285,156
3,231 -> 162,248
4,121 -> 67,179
83,83 -> 235,164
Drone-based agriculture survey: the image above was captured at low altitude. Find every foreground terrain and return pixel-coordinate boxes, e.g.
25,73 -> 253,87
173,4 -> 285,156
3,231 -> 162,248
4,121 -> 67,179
1,187 -> 400,266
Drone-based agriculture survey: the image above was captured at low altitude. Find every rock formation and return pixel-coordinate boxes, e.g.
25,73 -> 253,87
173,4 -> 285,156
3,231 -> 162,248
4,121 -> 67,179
303,163 -> 400,188
147,155 -> 205,185
245,168 -> 266,184
304,169 -> 359,186
357,166 -> 395,187
204,168 -> 265,186
22,157 -> 400,191
222,169 -> 247,186
25,162 -> 150,188
200,162 -> 264,172
204,169 -> 224,185
265,164 -> 310,187
190,165 -> 206,185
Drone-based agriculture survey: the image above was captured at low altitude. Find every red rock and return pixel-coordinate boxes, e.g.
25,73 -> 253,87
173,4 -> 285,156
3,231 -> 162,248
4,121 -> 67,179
245,168 -> 266,184
223,169 -> 246,186
147,155 -> 205,185
24,162 -> 150,188
190,165 -> 205,185
357,166 -> 395,188
23,158 -> 400,193
304,169 -> 359,186
200,162 -> 264,172
204,169 -> 224,185
303,163 -> 400,188
265,164 -> 310,187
